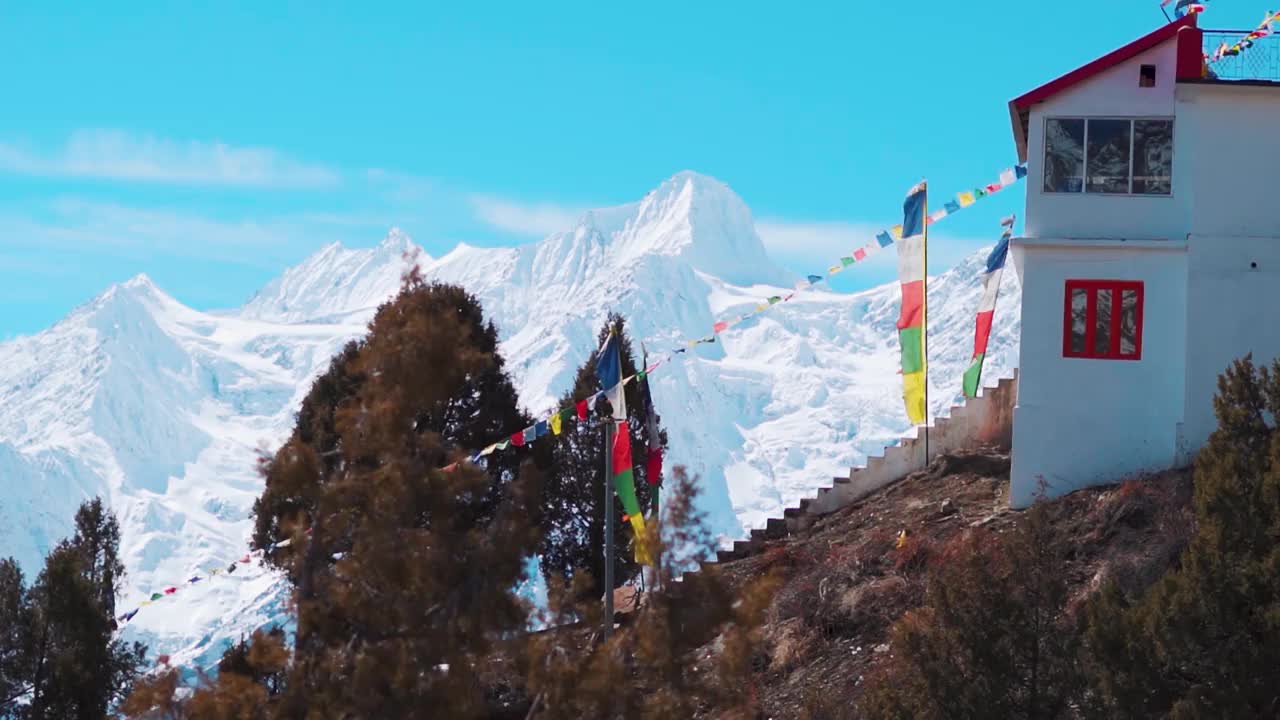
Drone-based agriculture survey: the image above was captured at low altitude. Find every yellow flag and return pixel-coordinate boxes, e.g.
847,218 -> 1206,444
957,191 -> 975,207
550,412 -> 562,436
891,224 -> 904,239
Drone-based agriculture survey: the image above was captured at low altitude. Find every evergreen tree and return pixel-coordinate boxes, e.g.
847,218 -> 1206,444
1085,355 -> 1280,718
252,275 -> 538,570
0,498 -> 145,720
859,506 -> 1084,720
238,273 -> 547,717
540,314 -> 668,598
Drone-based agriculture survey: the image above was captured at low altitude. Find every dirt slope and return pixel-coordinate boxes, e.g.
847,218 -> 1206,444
709,447 -> 1192,719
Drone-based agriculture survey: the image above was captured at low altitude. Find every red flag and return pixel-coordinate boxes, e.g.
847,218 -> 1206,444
576,399 -> 588,420
645,448 -> 663,485
511,431 -> 525,447
163,587 -> 176,595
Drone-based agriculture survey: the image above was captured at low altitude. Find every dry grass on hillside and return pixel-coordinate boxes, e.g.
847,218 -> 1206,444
708,447 -> 1192,719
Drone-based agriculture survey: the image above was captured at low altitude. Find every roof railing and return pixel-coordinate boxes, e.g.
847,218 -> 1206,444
1202,30 -> 1280,82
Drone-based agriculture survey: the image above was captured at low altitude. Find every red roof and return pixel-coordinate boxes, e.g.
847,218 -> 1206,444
1008,15 -> 1203,162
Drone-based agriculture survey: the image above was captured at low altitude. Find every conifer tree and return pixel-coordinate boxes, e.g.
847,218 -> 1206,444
238,270 -> 548,717
0,498 -> 145,720
539,314 -> 668,598
860,506 -> 1083,720
1085,355 -> 1280,718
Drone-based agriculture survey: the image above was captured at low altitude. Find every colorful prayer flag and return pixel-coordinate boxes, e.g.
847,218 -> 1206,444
713,320 -> 728,333
807,274 -> 824,284
876,231 -> 894,247
897,180 -> 929,426
841,257 -> 855,267
550,412 -> 563,435
511,431 -> 525,447
957,191 -> 975,207
854,248 -> 866,261
576,399 -> 589,420
612,420 -> 652,565
999,168 -> 1017,186
534,420 -> 549,438
944,201 -> 960,214
963,219 -> 1012,398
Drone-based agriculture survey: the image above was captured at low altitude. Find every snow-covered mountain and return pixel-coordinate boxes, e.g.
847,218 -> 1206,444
0,170 -> 1020,669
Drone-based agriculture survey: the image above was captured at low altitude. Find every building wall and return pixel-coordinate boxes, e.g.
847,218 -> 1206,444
1009,241 -> 1187,507
1174,84 -> 1280,455
1023,40 -> 1191,242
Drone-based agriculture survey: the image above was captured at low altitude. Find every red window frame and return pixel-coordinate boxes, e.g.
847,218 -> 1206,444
1062,279 -> 1144,360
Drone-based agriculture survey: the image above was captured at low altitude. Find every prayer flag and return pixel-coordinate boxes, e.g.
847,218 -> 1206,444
841,257 -> 855,267
877,231 -> 894,247
897,180 -> 929,425
612,420 -> 652,565
511,431 -> 525,447
576,399 -> 589,420
713,320 -> 728,333
854,248 -> 867,261
164,587 -> 177,595
807,274 -> 823,284
768,295 -> 782,304
150,592 -> 163,602
999,168 -> 1017,186
891,224 -> 904,239
944,201 -> 960,214
535,420 -> 548,438
957,191 -> 975,207
963,219 -> 1012,398
1015,164 -> 1028,179
550,412 -> 563,435
523,425 -> 537,443
596,329 -> 626,421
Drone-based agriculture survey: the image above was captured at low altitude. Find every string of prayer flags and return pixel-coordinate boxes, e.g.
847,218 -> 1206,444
897,180 -> 929,426
963,215 -> 1014,398
1207,11 -> 1279,63
116,537 -> 297,629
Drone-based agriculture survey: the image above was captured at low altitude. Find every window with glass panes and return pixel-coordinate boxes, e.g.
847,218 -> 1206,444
1063,280 -> 1144,360
1043,118 -> 1173,195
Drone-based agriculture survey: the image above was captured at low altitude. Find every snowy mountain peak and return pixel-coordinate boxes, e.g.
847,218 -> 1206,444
610,170 -> 789,287
378,226 -> 414,254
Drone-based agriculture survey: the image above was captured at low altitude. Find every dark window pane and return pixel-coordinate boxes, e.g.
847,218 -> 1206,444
1121,289 -> 1139,355
1133,120 -> 1173,195
1095,289 -> 1113,355
1071,288 -> 1088,354
1045,119 -> 1085,193
1087,119 -> 1132,194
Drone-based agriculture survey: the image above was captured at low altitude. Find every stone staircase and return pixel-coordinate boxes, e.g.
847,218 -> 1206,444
710,370 -> 1019,565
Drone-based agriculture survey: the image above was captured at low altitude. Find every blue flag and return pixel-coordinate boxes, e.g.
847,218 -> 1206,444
595,329 -> 626,420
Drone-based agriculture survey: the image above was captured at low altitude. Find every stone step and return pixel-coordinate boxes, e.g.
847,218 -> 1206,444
716,549 -> 737,564
833,475 -> 852,485
765,517 -> 788,540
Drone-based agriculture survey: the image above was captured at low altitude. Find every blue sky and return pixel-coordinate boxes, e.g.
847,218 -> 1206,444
0,2 -> 1252,338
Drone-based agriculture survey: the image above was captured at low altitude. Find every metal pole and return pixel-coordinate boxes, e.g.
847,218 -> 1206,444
603,417 -> 615,637
923,192 -> 930,467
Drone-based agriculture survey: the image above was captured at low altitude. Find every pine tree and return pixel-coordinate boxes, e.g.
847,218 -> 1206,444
252,276 -> 538,571
1,498 -> 145,720
859,506 -> 1084,720
232,271 -> 546,717
1085,355 -> 1280,718
539,314 -> 668,598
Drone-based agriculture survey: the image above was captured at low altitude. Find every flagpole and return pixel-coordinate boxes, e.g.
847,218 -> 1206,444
923,193 -> 930,467
603,414 -> 614,638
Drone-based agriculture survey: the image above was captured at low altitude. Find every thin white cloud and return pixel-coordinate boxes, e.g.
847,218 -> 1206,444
468,194 -> 583,237
0,130 -> 340,188
756,217 -> 991,278
755,219 -> 890,260
0,198 -> 362,269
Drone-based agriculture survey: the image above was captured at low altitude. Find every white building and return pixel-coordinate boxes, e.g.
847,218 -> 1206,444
1007,15 -> 1280,506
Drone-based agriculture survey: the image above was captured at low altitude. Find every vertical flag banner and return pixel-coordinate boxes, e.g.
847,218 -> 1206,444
640,343 -> 664,516
897,181 -> 929,425
612,420 -> 652,565
595,328 -> 627,421
963,216 -> 1014,398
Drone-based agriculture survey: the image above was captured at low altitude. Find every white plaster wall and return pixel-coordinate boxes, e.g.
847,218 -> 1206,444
1172,85 -> 1280,451
1024,40 -> 1191,242
1009,241 -> 1187,507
